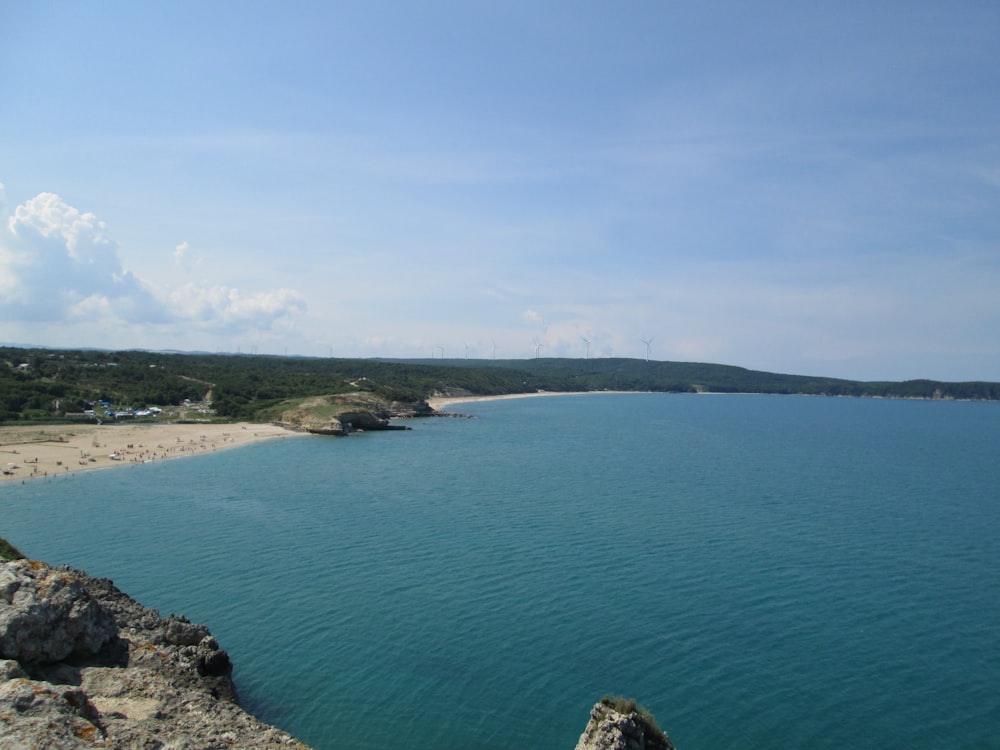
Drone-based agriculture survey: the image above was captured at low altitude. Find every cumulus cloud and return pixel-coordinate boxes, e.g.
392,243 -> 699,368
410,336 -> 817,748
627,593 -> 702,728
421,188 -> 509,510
1,191 -> 161,323
0,188 -> 306,336
170,283 -> 307,328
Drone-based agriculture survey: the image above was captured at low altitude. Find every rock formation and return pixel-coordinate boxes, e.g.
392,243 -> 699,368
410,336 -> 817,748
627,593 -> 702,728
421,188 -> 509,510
575,697 -> 676,750
274,392 -> 423,435
0,558 -> 310,749
1,553 -> 675,749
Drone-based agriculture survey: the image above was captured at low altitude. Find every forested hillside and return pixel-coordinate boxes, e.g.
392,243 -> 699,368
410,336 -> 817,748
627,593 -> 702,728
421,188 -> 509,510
2,346 -> 997,424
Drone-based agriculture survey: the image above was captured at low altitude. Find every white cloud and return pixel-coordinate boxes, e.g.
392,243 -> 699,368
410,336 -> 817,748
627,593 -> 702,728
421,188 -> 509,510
520,308 -> 544,326
10,192 -> 113,258
0,188 -> 306,336
169,283 -> 306,329
1,191 -> 158,322
173,240 -> 190,266
67,294 -> 114,320
172,240 -> 204,272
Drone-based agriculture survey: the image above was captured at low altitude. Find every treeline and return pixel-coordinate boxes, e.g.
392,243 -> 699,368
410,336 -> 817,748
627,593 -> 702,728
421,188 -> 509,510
395,357 -> 1000,400
2,346 -> 998,424
0,349 -> 209,421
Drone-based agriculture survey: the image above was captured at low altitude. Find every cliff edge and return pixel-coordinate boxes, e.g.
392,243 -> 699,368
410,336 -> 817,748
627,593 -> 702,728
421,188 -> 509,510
0,558 -> 311,749
575,696 -> 676,750
1,554 -> 674,749
270,392 -> 429,435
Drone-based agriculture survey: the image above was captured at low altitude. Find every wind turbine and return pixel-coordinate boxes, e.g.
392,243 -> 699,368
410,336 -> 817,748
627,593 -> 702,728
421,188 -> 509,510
437,345 -> 445,359
492,339 -> 497,360
533,337 -> 543,359
581,337 -> 590,360
641,337 -> 653,363
465,343 -> 471,360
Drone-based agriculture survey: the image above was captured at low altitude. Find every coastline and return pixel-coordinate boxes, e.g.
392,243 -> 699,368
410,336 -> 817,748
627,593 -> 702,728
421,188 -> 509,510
0,422 -> 303,484
3,391 -> 646,482
428,390 -> 647,411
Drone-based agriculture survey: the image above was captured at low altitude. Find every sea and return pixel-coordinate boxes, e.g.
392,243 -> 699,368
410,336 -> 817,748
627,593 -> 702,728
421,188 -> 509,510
2,393 -> 999,749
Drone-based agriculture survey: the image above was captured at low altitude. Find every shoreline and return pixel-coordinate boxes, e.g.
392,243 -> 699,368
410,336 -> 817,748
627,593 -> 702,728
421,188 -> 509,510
427,390 -> 647,411
0,422 -> 303,484
428,389 -> 991,411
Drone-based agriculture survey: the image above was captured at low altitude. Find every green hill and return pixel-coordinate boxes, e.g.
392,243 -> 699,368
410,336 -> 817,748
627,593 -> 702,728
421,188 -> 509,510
2,346 -> 997,424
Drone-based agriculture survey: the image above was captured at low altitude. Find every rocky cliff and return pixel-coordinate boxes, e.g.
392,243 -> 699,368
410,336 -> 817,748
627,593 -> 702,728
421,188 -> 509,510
272,392 -> 429,435
1,556 -> 674,749
574,697 -> 676,750
0,558 -> 310,749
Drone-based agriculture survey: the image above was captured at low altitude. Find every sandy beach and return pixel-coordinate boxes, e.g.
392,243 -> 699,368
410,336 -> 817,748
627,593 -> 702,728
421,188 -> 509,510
0,422 -> 302,484
427,390 -> 642,411
1,393 -> 637,483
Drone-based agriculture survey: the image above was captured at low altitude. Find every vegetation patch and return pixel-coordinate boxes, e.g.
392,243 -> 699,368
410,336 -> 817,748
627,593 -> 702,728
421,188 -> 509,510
0,537 -> 26,560
597,695 -> 672,750
3,346 -> 998,425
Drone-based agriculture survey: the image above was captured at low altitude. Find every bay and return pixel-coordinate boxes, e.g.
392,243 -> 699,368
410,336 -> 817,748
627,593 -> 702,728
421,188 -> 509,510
2,393 -> 999,748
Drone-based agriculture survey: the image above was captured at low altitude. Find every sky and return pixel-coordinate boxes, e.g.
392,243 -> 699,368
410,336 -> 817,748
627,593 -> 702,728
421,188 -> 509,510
2,1 -> 999,381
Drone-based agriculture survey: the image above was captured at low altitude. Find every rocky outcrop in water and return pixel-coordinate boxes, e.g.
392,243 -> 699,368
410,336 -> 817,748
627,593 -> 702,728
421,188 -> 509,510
275,392 -> 422,435
575,697 -> 676,750
1,556 -> 674,749
0,559 -> 310,749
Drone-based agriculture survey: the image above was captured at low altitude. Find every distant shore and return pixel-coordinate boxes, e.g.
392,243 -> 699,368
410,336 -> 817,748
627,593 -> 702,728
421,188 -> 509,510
0,422 -> 303,484
427,390 -> 645,411
2,392 -> 644,483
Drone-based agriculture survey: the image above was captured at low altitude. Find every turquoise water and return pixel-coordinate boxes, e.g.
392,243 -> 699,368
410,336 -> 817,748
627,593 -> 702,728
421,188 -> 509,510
3,394 -> 999,748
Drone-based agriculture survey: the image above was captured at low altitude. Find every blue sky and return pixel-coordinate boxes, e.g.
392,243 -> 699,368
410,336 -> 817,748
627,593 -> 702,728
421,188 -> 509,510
2,1 -> 998,380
